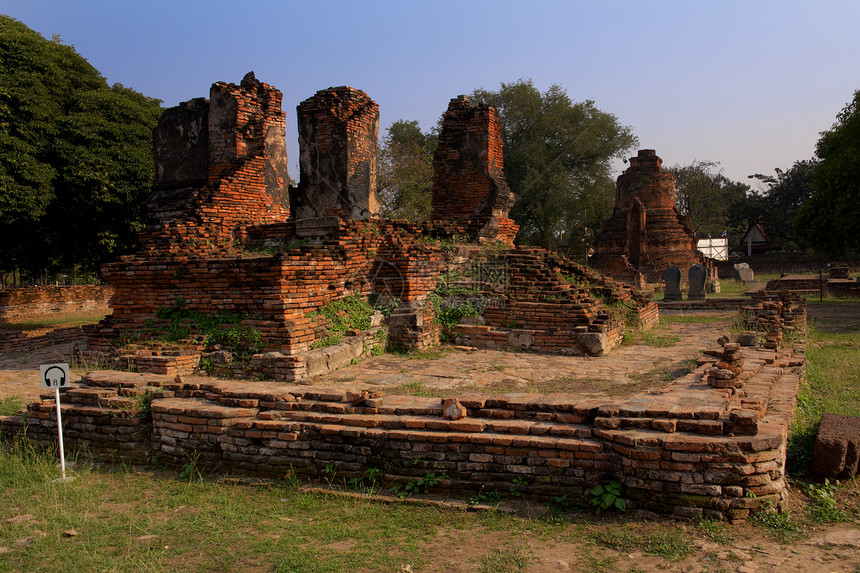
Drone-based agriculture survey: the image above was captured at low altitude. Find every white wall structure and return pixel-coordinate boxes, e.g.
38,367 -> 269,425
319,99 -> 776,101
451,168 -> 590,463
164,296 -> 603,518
697,237 -> 728,260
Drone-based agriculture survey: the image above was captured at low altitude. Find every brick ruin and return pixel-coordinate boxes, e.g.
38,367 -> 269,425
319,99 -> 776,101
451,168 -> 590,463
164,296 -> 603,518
591,149 -> 703,285
2,303 -> 804,520
85,75 -> 646,378
2,75 -> 810,521
291,87 -> 380,220
0,285 -> 112,323
143,72 -> 290,256
430,96 -> 518,246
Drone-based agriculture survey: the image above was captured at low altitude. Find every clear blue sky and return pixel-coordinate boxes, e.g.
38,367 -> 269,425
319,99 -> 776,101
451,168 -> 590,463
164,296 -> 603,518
5,0 -> 859,186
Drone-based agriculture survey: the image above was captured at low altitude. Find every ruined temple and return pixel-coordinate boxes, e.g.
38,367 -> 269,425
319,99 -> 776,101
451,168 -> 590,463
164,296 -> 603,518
3,76 -> 809,523
591,149 -> 701,285
91,74 -> 650,380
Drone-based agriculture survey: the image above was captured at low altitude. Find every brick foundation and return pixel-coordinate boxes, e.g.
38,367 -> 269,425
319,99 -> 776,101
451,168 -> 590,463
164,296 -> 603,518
2,336 -> 803,520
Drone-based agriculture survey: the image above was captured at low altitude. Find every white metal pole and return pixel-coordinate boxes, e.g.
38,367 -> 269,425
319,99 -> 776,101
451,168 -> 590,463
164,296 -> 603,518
54,386 -> 67,480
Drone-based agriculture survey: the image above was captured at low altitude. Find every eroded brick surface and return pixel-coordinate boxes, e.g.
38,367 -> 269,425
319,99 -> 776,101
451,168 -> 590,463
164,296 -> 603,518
293,87 -> 379,220
431,96 -> 518,246
813,413 -> 860,478
143,72 -> 290,256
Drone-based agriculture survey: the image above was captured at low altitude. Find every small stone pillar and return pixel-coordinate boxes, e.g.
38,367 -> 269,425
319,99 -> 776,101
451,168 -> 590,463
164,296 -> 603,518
664,265 -> 682,301
688,264 -> 707,300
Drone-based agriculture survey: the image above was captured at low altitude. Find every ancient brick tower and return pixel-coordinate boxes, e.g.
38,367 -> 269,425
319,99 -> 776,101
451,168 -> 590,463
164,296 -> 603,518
591,149 -> 700,284
143,72 -> 291,255
292,87 -> 380,220
430,96 -> 518,244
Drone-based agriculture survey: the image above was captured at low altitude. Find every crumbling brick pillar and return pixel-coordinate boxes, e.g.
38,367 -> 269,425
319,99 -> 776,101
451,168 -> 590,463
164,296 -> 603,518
430,96 -> 518,245
293,87 -> 380,220
144,72 -> 290,255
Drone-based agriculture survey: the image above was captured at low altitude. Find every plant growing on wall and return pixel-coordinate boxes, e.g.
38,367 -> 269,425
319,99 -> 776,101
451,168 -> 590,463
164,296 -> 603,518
307,294 -> 376,349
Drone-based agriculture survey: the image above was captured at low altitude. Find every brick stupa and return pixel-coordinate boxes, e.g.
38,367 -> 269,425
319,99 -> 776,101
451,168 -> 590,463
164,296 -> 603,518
591,149 -> 700,284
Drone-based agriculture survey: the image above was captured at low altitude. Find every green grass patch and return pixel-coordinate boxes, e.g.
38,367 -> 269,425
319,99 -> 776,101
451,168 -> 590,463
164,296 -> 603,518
0,396 -> 25,416
787,326 -> 860,476
475,546 -> 534,572
625,327 -> 681,347
641,527 -> 693,560
749,510 -> 807,544
591,524 -> 691,561
695,516 -> 736,544
308,294 -> 376,349
658,313 -> 733,324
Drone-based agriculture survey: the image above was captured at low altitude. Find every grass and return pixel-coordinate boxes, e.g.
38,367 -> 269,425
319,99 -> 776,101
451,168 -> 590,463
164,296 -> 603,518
0,396 -> 25,416
591,524 -> 692,561
749,510 -> 807,544
475,546 -> 534,572
625,327 -> 681,347
658,312 -> 733,324
787,324 -> 860,477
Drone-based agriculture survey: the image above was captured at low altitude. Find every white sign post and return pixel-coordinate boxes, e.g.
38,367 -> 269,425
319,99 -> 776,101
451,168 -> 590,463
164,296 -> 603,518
40,363 -> 75,483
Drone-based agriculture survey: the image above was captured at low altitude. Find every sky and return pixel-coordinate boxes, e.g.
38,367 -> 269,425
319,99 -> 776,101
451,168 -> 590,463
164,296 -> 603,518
4,0 -> 859,187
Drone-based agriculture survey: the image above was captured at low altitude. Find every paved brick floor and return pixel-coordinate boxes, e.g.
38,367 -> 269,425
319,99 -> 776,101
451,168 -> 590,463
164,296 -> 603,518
0,312 -> 735,406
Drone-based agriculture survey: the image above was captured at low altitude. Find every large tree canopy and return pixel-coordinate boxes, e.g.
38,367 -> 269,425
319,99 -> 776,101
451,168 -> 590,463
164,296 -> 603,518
727,160 -> 817,251
667,160 -> 749,239
471,80 -> 638,250
0,16 -> 162,281
795,90 -> 860,255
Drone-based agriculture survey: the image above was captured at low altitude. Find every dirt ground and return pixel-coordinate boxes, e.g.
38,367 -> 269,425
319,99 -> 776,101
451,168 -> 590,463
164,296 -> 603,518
807,302 -> 860,333
2,302 -> 860,572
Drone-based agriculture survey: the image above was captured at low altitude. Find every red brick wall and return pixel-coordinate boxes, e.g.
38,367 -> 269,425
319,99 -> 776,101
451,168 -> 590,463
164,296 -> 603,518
0,286 -> 112,323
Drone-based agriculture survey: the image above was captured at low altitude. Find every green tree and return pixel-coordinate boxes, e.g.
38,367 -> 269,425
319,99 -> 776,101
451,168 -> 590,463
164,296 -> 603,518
471,79 -> 638,250
667,160 -> 749,238
795,90 -> 860,255
377,119 -> 437,220
729,160 -> 817,251
0,16 -> 161,283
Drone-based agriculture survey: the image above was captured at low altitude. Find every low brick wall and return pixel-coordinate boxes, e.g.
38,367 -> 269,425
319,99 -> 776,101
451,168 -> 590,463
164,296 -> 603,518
1,339 -> 802,520
0,286 -> 112,323
0,326 -> 87,354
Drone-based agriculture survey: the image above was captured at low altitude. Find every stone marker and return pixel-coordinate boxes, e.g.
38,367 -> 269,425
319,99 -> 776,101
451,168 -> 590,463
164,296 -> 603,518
813,413 -> 860,478
707,278 -> 721,294
734,262 -> 755,284
664,265 -> 682,301
688,264 -> 707,300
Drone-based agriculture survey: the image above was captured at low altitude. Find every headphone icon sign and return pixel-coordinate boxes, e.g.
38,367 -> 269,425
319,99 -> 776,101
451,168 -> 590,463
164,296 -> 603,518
44,366 -> 67,388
